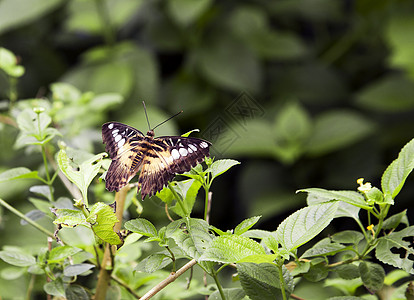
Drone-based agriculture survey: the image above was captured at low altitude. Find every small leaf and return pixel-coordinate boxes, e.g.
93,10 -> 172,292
0,167 -> 40,183
167,0 -> 212,26
21,209 -> 45,225
44,278 -> 65,297
208,159 -> 240,181
331,230 -> 364,245
65,284 -> 89,300
170,179 -> 203,217
238,263 -> 293,300
300,188 -> 370,210
181,129 -> 200,137
134,254 -> 171,273
381,210 -> 408,230
276,201 -> 339,252
0,267 -> 26,280
199,235 -> 265,264
53,208 -> 87,227
0,251 -> 35,267
303,262 -> 329,282
63,263 -> 95,276
48,246 -> 82,263
234,216 -> 261,235
88,202 -> 121,245
359,262 -> 385,293
382,138 -> 414,202
301,239 -> 348,258
125,218 -> 157,237
209,288 -> 245,300
335,264 -> 360,280
29,185 -> 52,201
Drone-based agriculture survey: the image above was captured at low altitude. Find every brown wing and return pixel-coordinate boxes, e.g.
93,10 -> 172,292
102,122 -> 146,192
137,136 -> 211,200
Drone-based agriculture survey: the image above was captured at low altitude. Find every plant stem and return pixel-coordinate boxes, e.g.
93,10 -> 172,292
168,182 -> 188,217
212,271 -> 226,300
41,146 -> 54,202
111,275 -> 140,299
140,259 -> 198,300
0,198 -> 55,238
278,265 -> 287,300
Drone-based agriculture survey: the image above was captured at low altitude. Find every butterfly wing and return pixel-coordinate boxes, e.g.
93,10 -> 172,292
102,122 -> 146,192
137,136 -> 211,199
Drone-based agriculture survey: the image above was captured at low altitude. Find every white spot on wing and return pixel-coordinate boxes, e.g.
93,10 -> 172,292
189,144 -> 197,151
118,138 -> 125,148
114,135 -> 122,142
108,123 -> 114,129
112,129 -> 119,136
200,142 -> 208,148
179,148 -> 188,156
188,147 -> 193,154
171,149 -> 180,160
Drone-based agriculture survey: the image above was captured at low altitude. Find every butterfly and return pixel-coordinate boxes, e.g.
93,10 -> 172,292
102,121 -> 211,200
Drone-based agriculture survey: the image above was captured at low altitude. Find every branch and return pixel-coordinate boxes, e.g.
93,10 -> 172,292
140,259 -> 198,300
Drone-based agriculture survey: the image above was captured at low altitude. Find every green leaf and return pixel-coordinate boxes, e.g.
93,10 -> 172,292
44,278 -> 65,297
0,47 -> 25,76
209,288 -> 246,300
335,264 -> 360,280
29,185 -> 52,201
0,167 -> 40,183
208,159 -> 240,181
234,216 -> 261,235
376,226 -> 414,274
166,218 -> 213,260
199,235 -> 266,264
306,110 -> 375,156
124,218 -> 157,237
88,202 -> 121,245
331,230 -> 364,245
167,0 -> 212,26
303,262 -> 329,282
276,201 -> 339,252
181,129 -> 200,138
135,254 -> 171,273
238,263 -> 293,300
0,267 -> 26,280
53,208 -> 88,227
0,251 -> 36,267
359,262 -> 385,293
301,238 -> 349,258
48,246 -> 82,263
170,179 -> 203,217
300,188 -> 370,210
57,150 -> 106,205
381,210 -> 408,230
382,138 -> 414,202
65,285 -> 89,300
63,263 -> 95,276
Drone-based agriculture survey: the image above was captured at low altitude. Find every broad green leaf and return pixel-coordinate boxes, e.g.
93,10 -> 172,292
209,288 -> 245,300
65,284 -> 89,300
135,254 -> 171,273
48,246 -> 82,263
166,218 -> 213,260
238,254 -> 278,264
44,278 -> 65,297
53,208 -> 88,227
301,239 -> 349,258
359,262 -> 385,293
88,202 -> 121,245
125,218 -> 157,237
300,188 -> 370,210
0,167 -> 40,183
167,0 -> 212,26
0,251 -> 35,267
63,263 -> 95,276
384,269 -> 410,286
331,230 -> 364,245
381,210 -> 408,230
240,229 -> 274,240
306,110 -> 375,156
238,263 -> 293,300
199,235 -> 265,264
335,201 -> 361,220
324,278 -> 362,296
376,226 -> 414,274
89,93 -> 123,111
208,159 -> 240,181
57,150 -> 106,205
170,179 -> 203,217
29,185 -> 51,201
303,262 -> 329,282
234,216 -> 261,235
335,264 -> 360,280
276,201 -> 339,252
382,138 -> 414,202
0,267 -> 26,280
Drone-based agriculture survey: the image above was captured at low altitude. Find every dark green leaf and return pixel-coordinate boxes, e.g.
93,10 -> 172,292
208,288 -> 245,300
381,210 -> 408,230
44,278 -> 65,297
335,264 -> 360,280
65,284 -> 89,300
167,0 -> 212,26
359,262 -> 385,293
301,239 -> 348,258
303,262 -> 329,282
331,230 -> 364,245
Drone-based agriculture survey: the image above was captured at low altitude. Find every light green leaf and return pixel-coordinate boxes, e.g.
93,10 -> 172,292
199,235 -> 265,264
124,218 -> 157,237
0,266 -> 26,280
171,179 -> 203,217
0,47 -> 25,76
166,218 -> 213,260
57,150 -> 106,205
376,226 -> 414,274
237,254 -> 278,264
382,137 -> 414,202
300,188 -> 370,210
44,278 -> 65,297
238,263 -> 293,300
276,201 -> 339,252
234,216 -> 261,235
0,167 -> 40,183
88,202 -> 121,245
167,0 -> 212,26
29,185 -> 51,201
134,254 -> 171,273
331,230 -> 364,245
208,159 -> 240,181
0,251 -> 36,267
63,263 -> 95,276
48,246 -> 82,263
301,238 -> 349,258
209,288 -> 246,300
52,208 -> 87,227
359,262 -> 385,293
181,129 -> 199,138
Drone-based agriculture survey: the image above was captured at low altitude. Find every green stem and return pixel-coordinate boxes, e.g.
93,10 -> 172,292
94,0 -> 115,46
8,76 -> 18,107
165,246 -> 176,272
25,274 -> 35,300
278,265 -> 287,300
41,146 -> 54,202
212,271 -> 226,300
0,198 -> 55,238
203,184 -> 209,222
354,218 -> 369,243
168,182 -> 188,217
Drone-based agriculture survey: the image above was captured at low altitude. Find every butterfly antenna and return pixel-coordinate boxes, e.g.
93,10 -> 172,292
142,101 -> 151,131
152,110 -> 183,131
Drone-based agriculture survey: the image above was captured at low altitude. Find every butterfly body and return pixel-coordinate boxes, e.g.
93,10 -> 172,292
102,122 -> 210,199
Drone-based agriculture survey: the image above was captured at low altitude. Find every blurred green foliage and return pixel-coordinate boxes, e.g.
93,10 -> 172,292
1,0 -> 414,298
